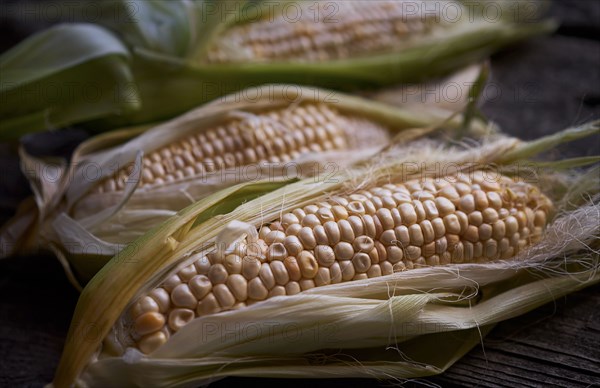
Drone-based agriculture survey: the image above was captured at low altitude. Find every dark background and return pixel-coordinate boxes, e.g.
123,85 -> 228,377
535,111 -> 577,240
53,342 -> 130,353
0,1 -> 599,386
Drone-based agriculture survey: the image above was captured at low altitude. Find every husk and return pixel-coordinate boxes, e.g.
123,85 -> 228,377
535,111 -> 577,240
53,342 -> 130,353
0,23 -> 139,139
366,62 -> 498,139
77,269 -> 598,387
52,128 -> 600,387
1,85 -> 478,287
0,1 -> 555,136
367,63 -> 483,113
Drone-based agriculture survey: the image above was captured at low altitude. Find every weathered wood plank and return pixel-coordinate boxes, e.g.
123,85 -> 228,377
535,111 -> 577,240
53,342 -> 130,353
430,285 -> 600,387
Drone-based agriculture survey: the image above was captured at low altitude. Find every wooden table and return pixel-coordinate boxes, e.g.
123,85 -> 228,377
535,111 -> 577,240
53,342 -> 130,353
0,1 -> 598,386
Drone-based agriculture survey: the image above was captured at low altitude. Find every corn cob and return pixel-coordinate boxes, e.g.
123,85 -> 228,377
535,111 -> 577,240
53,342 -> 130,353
93,102 -> 387,193
1,1 -> 554,136
205,1 -> 443,64
70,90 -> 406,230
123,171 -> 551,354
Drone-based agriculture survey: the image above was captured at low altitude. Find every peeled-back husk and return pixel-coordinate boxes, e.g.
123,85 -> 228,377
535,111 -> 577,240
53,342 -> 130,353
52,130 -> 600,387
1,84 -> 482,287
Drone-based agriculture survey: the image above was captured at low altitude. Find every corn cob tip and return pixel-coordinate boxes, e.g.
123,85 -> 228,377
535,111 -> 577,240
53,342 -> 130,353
111,170 -> 552,355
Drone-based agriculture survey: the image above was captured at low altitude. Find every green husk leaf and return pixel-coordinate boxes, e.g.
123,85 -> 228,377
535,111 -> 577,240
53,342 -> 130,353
524,156 -> 600,170
459,62 -> 490,138
497,120 -> 600,163
78,0 -> 198,58
0,23 -> 139,140
0,1 -> 197,58
187,0 -> 251,61
191,180 -> 298,228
